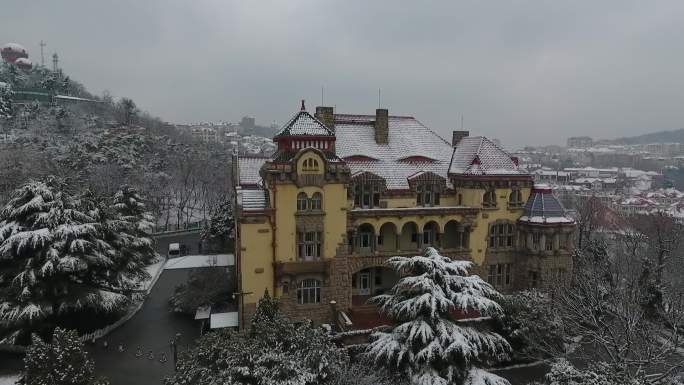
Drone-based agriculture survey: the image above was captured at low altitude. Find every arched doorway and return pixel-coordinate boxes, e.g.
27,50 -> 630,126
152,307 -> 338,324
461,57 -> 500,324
443,220 -> 462,249
350,265 -> 400,329
399,222 -> 419,251
378,222 -> 398,252
422,221 -> 440,248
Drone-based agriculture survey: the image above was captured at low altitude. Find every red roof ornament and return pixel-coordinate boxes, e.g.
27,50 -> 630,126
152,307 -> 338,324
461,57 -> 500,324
300,99 -> 306,111
470,155 -> 481,165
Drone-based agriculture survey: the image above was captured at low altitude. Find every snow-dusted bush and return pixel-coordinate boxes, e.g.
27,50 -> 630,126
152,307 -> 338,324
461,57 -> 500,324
365,247 -> 511,385
530,359 -> 645,385
492,290 -> 565,362
20,327 -> 109,385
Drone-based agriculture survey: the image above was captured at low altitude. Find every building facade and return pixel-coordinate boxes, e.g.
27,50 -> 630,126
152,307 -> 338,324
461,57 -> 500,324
233,103 -> 575,329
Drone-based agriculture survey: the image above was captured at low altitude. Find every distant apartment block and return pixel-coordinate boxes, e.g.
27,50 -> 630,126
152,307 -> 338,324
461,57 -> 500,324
566,136 -> 593,148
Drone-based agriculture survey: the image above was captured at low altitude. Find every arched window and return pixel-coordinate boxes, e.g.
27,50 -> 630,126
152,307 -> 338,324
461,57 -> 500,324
297,192 -> 308,211
509,190 -> 523,207
483,190 -> 497,208
297,279 -> 321,304
311,192 -> 322,210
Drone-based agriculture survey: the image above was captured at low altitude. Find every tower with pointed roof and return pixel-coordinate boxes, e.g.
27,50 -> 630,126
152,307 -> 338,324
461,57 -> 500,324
232,102 -> 575,330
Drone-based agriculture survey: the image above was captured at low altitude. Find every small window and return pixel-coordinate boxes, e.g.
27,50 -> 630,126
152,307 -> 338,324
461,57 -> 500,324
297,231 -> 322,260
311,192 -> 322,210
297,279 -> 321,304
487,263 -> 512,287
545,235 -> 554,251
297,192 -> 308,211
509,190 -> 523,207
532,233 -> 541,250
489,222 -> 514,250
483,190 -> 497,208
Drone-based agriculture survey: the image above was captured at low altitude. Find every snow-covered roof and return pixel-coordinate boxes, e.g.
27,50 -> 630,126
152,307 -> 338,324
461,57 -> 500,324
240,188 -> 270,211
519,185 -> 574,225
195,305 -> 211,320
238,156 -> 268,186
448,136 -> 527,176
275,108 -> 334,137
335,114 -> 454,189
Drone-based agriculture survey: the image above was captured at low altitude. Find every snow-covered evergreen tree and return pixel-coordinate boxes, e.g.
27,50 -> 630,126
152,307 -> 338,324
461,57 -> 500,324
202,199 -> 234,240
0,178 -> 129,343
111,185 -> 157,266
0,84 -> 13,119
365,247 -> 511,385
249,289 -> 279,336
21,327 -> 109,385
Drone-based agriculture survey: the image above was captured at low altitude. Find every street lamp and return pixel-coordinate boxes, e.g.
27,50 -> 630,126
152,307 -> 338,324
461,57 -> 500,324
170,332 -> 182,371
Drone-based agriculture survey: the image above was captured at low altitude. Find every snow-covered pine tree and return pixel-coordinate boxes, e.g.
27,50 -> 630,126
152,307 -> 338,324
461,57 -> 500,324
0,178 -> 128,344
111,185 -> 157,266
0,84 -> 13,119
249,289 -> 280,337
21,327 -> 109,385
365,247 -> 511,385
202,199 -> 234,240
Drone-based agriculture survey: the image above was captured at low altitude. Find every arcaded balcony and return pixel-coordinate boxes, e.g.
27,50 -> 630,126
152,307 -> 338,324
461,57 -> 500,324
348,219 -> 472,257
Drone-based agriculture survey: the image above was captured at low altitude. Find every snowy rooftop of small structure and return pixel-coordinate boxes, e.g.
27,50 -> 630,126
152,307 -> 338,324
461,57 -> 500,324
448,136 -> 527,176
275,104 -> 334,137
164,254 -> 234,269
335,114 -> 454,189
238,156 -> 268,186
240,188 -> 270,211
195,305 -> 211,320
1,43 -> 27,52
519,184 -> 574,225
210,312 -> 239,329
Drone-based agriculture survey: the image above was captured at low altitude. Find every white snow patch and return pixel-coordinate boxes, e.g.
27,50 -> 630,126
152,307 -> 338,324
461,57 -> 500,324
0,374 -> 19,385
164,254 -> 234,269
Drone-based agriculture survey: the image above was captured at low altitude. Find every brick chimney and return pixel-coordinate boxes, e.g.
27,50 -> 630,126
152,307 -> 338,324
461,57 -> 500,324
315,106 -> 335,132
452,130 -> 469,147
374,108 -> 388,144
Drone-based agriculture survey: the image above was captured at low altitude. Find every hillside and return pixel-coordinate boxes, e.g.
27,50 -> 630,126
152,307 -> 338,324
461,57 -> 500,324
605,128 -> 684,145
0,62 -> 232,228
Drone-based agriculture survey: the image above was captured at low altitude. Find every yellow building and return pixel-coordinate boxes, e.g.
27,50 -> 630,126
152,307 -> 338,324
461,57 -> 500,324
233,102 -> 575,329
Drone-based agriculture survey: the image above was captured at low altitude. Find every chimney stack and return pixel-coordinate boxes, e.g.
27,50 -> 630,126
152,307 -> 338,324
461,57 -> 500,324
315,106 -> 335,132
375,108 -> 388,144
452,130 -> 469,147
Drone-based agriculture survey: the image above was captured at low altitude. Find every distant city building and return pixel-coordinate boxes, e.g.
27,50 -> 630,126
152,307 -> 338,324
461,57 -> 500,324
567,136 -> 593,148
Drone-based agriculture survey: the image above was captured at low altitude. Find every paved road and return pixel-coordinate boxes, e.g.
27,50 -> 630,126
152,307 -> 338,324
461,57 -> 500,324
86,269 -> 202,385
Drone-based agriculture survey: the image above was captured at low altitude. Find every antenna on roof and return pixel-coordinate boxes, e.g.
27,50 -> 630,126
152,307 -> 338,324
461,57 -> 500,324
321,86 -> 324,106
461,114 -> 464,130
301,99 -> 306,111
378,88 -> 381,108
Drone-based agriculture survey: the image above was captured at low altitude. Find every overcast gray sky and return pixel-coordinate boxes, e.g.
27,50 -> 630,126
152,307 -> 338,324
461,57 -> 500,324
3,1 -> 684,147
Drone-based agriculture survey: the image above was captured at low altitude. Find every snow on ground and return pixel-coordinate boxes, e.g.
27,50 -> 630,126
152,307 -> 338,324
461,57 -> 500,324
163,254 -> 234,270
0,374 -> 19,385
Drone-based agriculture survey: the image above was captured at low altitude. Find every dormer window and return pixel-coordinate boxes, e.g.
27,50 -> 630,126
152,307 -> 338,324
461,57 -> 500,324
483,190 -> 497,208
354,183 -> 381,208
417,184 -> 440,207
302,158 -> 319,171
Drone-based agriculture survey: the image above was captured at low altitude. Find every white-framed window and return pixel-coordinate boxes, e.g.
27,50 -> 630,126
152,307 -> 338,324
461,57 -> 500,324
297,192 -> 308,211
483,190 -> 497,208
487,263 -> 512,287
297,279 -> 321,304
297,231 -> 322,260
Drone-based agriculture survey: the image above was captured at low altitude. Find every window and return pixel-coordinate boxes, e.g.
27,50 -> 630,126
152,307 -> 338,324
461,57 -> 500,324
509,190 -> 523,207
417,184 -> 440,207
488,222 -> 514,249
487,263 -> 512,287
310,192 -> 322,210
532,233 -> 541,250
545,235 -> 554,251
297,192 -> 308,211
302,158 -> 320,171
297,231 -> 322,260
457,193 -> 463,206
529,271 -> 539,288
297,279 -> 321,304
483,190 -> 497,208
354,183 -> 381,208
